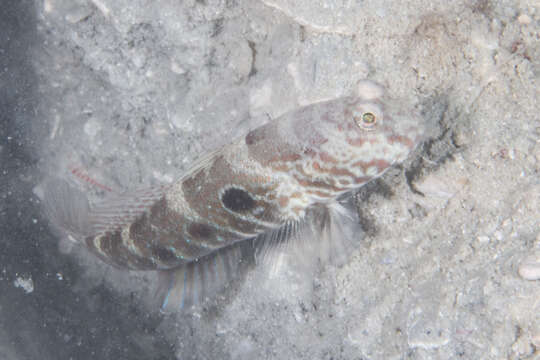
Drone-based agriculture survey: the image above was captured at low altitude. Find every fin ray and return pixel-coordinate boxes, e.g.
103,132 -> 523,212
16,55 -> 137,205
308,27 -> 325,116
315,197 -> 364,267
41,177 -> 92,240
253,196 -> 364,274
89,184 -> 169,234
158,240 -> 253,311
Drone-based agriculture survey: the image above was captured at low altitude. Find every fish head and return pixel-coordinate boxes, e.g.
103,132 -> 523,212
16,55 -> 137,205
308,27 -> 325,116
323,80 -> 425,187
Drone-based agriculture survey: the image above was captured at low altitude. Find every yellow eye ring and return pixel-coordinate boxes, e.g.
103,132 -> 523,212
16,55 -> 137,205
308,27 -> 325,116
362,112 -> 376,124
354,112 -> 377,129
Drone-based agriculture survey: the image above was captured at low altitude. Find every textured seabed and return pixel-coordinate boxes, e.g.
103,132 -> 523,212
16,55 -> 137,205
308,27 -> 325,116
1,0 -> 539,359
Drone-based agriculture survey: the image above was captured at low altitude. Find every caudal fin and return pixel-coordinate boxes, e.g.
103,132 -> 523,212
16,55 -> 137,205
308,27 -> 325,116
41,178 -> 92,241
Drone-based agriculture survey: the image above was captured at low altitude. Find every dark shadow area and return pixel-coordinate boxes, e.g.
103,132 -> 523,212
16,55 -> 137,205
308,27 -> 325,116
0,1 -> 175,359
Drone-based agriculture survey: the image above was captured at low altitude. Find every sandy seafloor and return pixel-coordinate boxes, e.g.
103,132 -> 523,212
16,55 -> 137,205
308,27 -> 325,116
1,0 -> 539,359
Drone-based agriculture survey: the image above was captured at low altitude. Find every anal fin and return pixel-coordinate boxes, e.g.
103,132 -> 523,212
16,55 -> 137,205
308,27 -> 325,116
158,240 -> 254,312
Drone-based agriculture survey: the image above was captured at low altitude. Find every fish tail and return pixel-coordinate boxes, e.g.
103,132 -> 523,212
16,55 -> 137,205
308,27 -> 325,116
41,177 -> 92,241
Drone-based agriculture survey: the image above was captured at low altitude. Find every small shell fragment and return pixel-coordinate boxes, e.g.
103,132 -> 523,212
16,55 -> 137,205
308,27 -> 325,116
517,14 -> 532,25
518,253 -> 540,280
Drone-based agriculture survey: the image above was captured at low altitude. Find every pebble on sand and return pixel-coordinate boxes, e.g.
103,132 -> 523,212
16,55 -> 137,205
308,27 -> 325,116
518,253 -> 540,280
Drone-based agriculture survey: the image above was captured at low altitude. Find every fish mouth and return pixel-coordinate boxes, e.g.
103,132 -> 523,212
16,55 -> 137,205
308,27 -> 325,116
378,113 -> 425,168
388,111 -> 425,149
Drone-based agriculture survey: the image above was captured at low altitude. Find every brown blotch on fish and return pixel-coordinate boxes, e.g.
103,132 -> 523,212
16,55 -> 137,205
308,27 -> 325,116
92,231 -> 156,269
290,192 -> 303,198
387,134 -> 415,149
351,159 -> 391,174
296,178 -> 347,193
278,196 -> 289,207
151,246 -> 178,262
221,187 -> 257,213
97,231 -> 123,259
128,197 -> 171,239
268,152 -> 302,164
129,212 -> 153,244
125,197 -> 216,264
181,156 -> 281,235
187,222 -> 216,240
305,189 -> 335,199
319,152 -> 339,164
346,136 -> 380,147
354,176 -> 373,185
303,148 -> 316,157
245,127 -> 265,146
293,164 -> 354,189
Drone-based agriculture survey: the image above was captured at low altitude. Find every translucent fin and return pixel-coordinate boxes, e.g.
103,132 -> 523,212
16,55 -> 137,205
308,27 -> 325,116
89,184 -> 170,234
314,197 -> 364,267
66,163 -> 115,193
158,240 -> 253,312
41,175 -> 170,239
254,196 -> 364,272
254,219 -> 316,271
41,177 -> 92,240
157,197 -> 363,311
178,147 -> 224,181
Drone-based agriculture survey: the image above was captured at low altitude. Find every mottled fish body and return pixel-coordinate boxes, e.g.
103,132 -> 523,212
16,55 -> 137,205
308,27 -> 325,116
43,80 -> 423,310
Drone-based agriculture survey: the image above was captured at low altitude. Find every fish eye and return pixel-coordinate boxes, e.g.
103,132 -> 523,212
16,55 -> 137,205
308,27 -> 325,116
362,112 -> 376,125
352,103 -> 382,131
354,111 -> 377,130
